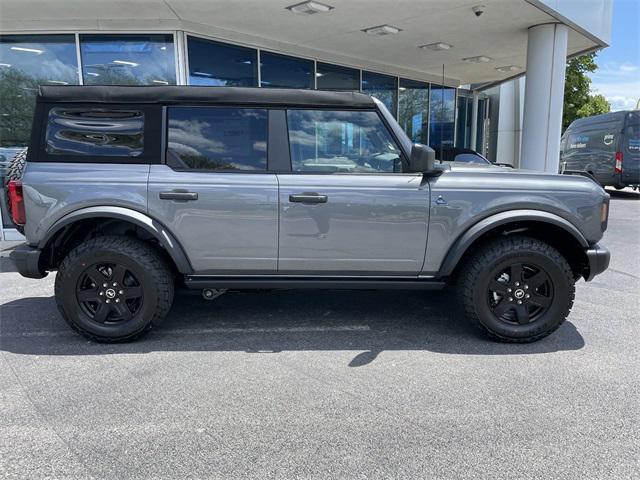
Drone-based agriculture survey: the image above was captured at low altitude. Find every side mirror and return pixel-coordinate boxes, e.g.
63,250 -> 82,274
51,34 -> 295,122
408,143 -> 436,173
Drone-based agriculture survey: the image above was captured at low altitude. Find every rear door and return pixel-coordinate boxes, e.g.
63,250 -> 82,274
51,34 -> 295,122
276,108 -> 429,275
148,106 -> 278,274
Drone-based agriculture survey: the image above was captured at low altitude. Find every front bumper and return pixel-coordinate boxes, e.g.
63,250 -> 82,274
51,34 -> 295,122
584,243 -> 610,281
9,244 -> 47,279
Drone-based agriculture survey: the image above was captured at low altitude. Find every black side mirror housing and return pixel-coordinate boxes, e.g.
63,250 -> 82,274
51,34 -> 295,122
408,143 -> 436,173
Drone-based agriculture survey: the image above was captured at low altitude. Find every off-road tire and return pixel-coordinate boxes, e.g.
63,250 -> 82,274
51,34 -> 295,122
459,235 -> 575,343
5,148 -> 27,235
55,236 -> 174,342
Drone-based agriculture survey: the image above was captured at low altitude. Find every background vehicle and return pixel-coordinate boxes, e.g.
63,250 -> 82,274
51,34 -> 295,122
560,110 -> 640,189
9,86 -> 610,344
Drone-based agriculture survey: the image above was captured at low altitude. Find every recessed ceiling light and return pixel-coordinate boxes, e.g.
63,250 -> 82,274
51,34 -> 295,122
419,42 -> 452,51
287,1 -> 334,14
152,79 -> 169,85
112,60 -> 139,67
193,71 -> 213,78
362,25 -> 401,36
47,80 -> 69,85
87,72 -> 100,77
495,65 -> 521,73
462,55 -> 492,63
0,63 -> 11,67
11,46 -> 43,54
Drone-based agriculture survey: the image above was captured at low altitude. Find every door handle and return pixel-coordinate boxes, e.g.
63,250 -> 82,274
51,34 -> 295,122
159,190 -> 198,201
289,193 -> 328,204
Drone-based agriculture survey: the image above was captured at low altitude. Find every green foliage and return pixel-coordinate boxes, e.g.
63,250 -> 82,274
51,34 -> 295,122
563,53 -> 610,130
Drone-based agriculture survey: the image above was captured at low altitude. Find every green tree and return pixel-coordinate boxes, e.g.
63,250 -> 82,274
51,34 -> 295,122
563,53 -> 610,130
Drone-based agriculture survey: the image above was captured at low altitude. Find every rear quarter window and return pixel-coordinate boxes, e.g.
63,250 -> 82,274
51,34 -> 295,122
46,108 -> 144,157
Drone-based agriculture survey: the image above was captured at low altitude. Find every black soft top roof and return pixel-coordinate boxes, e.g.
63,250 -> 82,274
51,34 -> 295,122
38,85 -> 376,108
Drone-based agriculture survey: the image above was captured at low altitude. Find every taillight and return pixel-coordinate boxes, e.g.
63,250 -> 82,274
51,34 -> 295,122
614,151 -> 623,174
7,180 -> 26,226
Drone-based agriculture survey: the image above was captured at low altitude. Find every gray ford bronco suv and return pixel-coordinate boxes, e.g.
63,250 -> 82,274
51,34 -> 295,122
9,86 -> 611,343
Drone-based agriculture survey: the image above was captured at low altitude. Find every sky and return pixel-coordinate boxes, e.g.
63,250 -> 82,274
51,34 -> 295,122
588,0 -> 640,111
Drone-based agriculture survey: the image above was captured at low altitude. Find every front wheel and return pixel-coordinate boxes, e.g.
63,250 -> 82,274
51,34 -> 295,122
55,236 -> 174,342
459,236 -> 575,343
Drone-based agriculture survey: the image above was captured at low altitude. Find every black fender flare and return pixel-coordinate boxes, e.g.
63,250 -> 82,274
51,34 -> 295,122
39,206 -> 193,274
438,209 -> 589,276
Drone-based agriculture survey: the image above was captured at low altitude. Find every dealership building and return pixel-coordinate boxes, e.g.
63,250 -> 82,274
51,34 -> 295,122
0,0 -> 612,239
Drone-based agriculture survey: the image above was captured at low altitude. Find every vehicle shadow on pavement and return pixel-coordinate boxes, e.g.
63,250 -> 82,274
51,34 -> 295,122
0,289 -> 585,364
606,189 -> 640,200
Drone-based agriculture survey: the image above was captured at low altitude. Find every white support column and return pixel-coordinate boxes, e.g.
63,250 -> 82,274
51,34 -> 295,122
521,23 -> 569,172
470,91 -> 479,150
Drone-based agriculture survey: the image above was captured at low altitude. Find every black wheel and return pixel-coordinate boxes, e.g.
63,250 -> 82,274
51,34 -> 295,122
459,236 -> 575,343
5,148 -> 27,235
55,236 -> 174,342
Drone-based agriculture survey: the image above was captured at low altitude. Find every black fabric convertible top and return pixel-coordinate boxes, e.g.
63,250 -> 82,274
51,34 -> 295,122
38,85 -> 376,108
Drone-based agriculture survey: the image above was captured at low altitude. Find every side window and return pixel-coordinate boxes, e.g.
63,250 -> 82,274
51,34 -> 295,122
46,108 -> 144,157
286,109 -> 403,173
625,122 -> 640,158
167,107 -> 267,171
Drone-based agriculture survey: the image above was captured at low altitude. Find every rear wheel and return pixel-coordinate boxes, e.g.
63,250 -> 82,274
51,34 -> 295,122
55,236 -> 174,342
459,236 -> 575,343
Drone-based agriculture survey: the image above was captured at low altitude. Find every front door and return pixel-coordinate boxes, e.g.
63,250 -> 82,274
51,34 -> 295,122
277,108 -> 429,275
148,106 -> 278,274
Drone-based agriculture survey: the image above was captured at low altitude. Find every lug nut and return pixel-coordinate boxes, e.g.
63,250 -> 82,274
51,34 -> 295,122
507,288 -> 512,293
525,294 -> 530,299
517,300 -> 522,305
99,291 -> 103,296
103,283 -> 108,288
106,299 -> 110,304
113,282 -> 117,287
508,297 -> 513,302
91,283 -> 95,288
115,298 -> 120,303
524,285 -> 529,290
515,282 -> 520,287
119,290 -> 124,295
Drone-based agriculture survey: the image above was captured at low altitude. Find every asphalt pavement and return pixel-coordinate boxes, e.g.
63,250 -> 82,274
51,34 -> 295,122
1,189 -> 639,479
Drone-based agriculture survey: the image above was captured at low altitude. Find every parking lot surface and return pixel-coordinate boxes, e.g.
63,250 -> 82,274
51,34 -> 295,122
1,190 -> 639,479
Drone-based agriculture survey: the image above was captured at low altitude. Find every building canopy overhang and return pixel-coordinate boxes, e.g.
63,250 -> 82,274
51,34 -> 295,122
0,0 -> 611,87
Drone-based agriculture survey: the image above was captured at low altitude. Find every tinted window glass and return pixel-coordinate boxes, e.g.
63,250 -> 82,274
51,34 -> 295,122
429,84 -> 456,148
187,36 -> 257,87
399,78 -> 429,144
316,62 -> 360,91
46,108 -> 144,157
80,34 -> 176,85
624,121 -> 640,158
260,52 -> 313,89
362,71 -> 398,117
0,35 -> 79,148
167,107 -> 267,171
287,110 -> 402,173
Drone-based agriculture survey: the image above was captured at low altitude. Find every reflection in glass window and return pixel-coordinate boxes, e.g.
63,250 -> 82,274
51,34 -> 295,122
456,95 -> 472,148
287,109 -> 402,173
260,52 -> 313,89
362,71 -> 398,118
80,34 -> 175,86
0,35 -> 79,148
399,78 -> 429,144
316,62 -> 359,91
187,37 -> 257,87
167,107 -> 267,171
429,84 -> 456,148
46,108 -> 144,157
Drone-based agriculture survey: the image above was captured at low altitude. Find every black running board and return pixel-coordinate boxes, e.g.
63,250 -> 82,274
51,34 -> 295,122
185,275 -> 446,290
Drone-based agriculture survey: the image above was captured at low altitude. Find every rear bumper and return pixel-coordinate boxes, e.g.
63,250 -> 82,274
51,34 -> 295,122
9,244 -> 47,279
584,243 -> 610,281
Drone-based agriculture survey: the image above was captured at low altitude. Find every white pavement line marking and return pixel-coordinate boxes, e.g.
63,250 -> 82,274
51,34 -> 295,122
1,325 -> 371,338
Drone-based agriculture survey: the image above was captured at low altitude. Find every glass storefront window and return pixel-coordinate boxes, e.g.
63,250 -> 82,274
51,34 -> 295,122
80,34 -> 176,85
260,52 -> 313,89
316,62 -> 359,91
429,84 -> 456,148
362,71 -> 398,118
398,78 -> 429,144
0,34 -> 79,230
187,37 -> 257,87
456,95 -> 472,149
